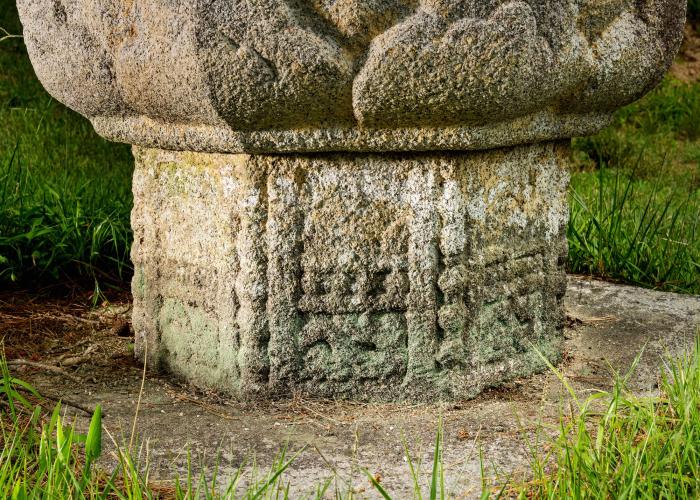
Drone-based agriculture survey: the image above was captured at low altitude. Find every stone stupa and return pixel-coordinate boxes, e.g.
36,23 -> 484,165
17,0 -> 685,400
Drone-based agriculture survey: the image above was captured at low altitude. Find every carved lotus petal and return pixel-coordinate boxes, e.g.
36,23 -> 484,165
17,0 -> 685,152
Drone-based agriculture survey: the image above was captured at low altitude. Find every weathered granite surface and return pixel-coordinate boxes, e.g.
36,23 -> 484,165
17,0 -> 685,152
131,143 -> 569,400
17,0 -> 685,400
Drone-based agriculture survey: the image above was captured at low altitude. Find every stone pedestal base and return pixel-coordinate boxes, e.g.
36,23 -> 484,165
131,143 -> 569,401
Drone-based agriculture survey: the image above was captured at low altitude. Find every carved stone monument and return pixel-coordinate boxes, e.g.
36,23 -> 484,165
18,0 -> 685,400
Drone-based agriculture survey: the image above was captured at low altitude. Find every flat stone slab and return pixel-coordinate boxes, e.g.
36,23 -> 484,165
10,277 -> 699,497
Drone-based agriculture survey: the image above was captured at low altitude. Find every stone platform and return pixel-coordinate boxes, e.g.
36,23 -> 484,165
14,277 -> 700,497
132,143 -> 569,400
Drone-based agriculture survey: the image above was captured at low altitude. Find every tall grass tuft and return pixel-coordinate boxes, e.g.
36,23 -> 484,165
517,336 -> 700,499
0,0 -> 133,288
0,148 -> 133,285
567,163 -> 700,294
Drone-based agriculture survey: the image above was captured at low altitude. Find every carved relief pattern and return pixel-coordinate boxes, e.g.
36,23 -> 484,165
130,144 -> 569,399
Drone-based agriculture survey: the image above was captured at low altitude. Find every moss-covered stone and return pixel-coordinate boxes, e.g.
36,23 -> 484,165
131,143 -> 569,401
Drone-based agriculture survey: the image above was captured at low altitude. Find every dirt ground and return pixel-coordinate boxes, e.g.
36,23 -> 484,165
671,23 -> 700,83
1,276 -> 699,498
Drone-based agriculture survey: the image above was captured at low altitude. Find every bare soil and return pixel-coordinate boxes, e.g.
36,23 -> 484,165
1,277 -> 699,498
670,24 -> 700,83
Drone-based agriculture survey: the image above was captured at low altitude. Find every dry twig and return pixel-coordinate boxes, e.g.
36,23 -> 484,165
6,358 -> 82,382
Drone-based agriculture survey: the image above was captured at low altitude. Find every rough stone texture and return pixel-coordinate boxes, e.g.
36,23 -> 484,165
18,0 -> 686,400
17,0 -> 685,153
131,143 -> 569,400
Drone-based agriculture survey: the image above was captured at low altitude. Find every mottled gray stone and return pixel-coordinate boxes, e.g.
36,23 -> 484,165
18,0 -> 685,400
131,144 -> 569,400
17,0 -> 685,153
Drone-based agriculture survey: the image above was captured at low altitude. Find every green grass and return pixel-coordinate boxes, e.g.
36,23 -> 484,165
0,401 -> 310,498
568,76 -> 700,294
567,166 -> 699,294
3,336 -> 700,498
573,79 -> 700,179
511,338 -> 700,499
0,1 -> 133,288
1,345 -> 317,499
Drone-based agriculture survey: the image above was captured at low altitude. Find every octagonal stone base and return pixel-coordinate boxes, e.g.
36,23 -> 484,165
131,143 -> 569,401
